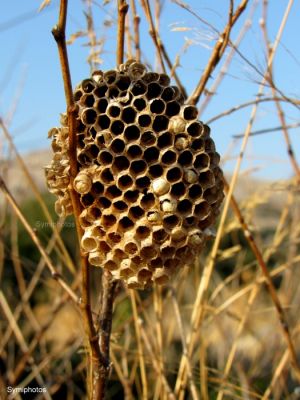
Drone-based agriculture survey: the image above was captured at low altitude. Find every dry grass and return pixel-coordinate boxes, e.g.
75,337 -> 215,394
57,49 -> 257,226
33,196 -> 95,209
1,0 -> 300,399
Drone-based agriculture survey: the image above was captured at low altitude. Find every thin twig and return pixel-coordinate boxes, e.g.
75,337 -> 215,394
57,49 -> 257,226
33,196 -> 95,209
0,176 -> 77,303
52,2 -> 104,398
188,0 -> 249,105
117,0 -> 129,65
130,0 -> 141,61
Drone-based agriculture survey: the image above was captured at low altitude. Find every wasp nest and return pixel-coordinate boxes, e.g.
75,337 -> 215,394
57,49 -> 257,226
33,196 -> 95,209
46,60 -> 224,289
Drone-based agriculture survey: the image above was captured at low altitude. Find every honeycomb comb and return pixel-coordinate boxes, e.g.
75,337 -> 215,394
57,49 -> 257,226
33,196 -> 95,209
46,60 -> 224,289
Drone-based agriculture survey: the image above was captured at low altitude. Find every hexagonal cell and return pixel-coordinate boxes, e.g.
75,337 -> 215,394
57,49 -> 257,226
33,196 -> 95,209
116,75 -> 131,90
127,144 -> 143,159
103,70 -> 118,85
148,164 -> 163,178
91,225 -> 105,237
104,259 -> 119,271
81,79 -> 96,93
135,224 -> 151,240
98,240 -> 111,253
161,149 -> 177,165
117,174 -> 133,190
136,175 -> 150,189
140,192 -> 155,209
166,167 -> 182,183
112,200 -> 128,211
118,216 -> 134,232
140,242 -> 158,260
93,84 -> 108,98
124,125 -> 140,142
121,106 -> 137,124
112,248 -> 127,260
79,209 -> 94,228
143,72 -> 159,83
98,150 -> 113,166
124,240 -> 139,255
166,101 -> 181,117
107,104 -> 121,118
110,138 -> 125,154
161,86 -> 177,102
187,121 -> 203,137
150,256 -> 163,269
161,244 -> 176,258
96,114 -> 111,130
74,89 -> 83,102
107,231 -> 122,244
194,200 -> 210,218
105,185 -> 122,199
97,197 -> 111,209
138,114 -> 152,128
138,268 -> 152,281
191,138 -> 204,151
144,146 -> 159,164
81,232 -> 98,252
96,131 -> 112,147
171,227 -> 187,243
110,119 -> 125,136
209,152 -> 221,166
131,80 -> 147,96
183,216 -> 196,228
163,214 -> 180,230
177,199 -> 193,215
152,115 -> 169,132
133,97 -> 147,111
86,206 -> 102,220
172,137 -> 187,153
100,213 -> 117,228
129,205 -> 145,220
161,198 -> 177,213
96,98 -> 108,113
112,156 -> 130,173
84,144 -> 99,160
80,93 -> 95,107
203,187 -> 219,204
100,167 -> 114,184
158,73 -> 171,86
81,193 -> 94,208
147,211 -> 161,224
140,131 -> 155,147
182,105 -> 198,120
81,108 -> 97,125
198,214 -> 215,230
124,189 -> 140,203
129,160 -> 147,176
157,132 -> 173,149
150,99 -> 166,114
89,251 -> 104,266
188,184 -> 203,199
170,182 -> 186,198
205,138 -> 216,152
199,170 -> 215,188
193,153 -> 210,170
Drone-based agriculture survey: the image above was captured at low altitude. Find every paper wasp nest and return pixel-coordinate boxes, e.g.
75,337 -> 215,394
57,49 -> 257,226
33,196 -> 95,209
46,60 -> 224,289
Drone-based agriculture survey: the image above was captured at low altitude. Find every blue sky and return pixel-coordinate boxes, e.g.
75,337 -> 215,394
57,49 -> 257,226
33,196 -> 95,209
1,0 -> 300,180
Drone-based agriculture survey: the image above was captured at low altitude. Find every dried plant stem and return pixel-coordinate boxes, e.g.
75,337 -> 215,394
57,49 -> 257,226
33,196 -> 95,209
130,0 -> 141,61
0,177 -> 77,303
141,0 -> 166,73
223,178 -> 300,381
198,0 -> 258,116
117,0 -> 129,65
260,1 -> 300,182
188,0 -> 249,105
0,118 -> 75,274
97,271 -> 117,396
52,1 -> 107,398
